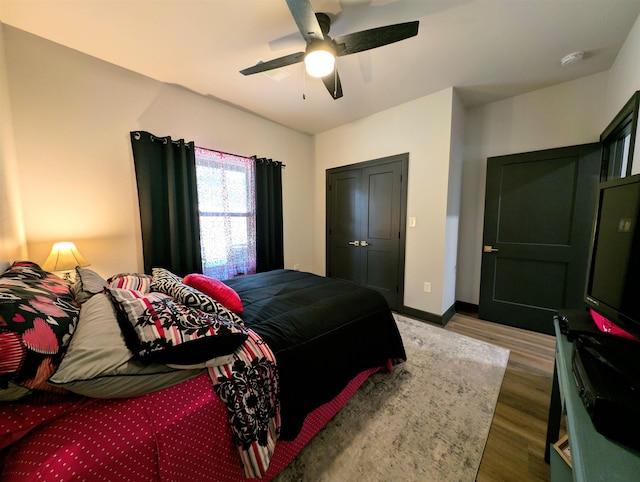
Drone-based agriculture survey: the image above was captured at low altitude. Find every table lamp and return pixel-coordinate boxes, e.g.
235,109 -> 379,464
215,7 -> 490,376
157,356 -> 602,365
42,241 -> 89,280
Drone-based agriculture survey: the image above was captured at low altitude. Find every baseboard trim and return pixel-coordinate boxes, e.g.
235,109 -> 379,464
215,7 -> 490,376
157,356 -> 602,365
442,303 -> 456,325
400,303 -> 456,327
455,301 -> 479,314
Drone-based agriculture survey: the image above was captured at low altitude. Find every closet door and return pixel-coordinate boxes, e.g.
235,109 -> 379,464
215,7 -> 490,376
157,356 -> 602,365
327,168 -> 363,285
327,154 -> 407,311
359,162 -> 402,306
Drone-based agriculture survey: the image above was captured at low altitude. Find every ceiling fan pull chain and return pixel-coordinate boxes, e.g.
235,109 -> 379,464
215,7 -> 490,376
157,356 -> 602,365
303,64 -> 306,100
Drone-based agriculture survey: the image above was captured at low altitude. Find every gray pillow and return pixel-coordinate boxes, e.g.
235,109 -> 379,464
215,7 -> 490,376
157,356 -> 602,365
49,293 -> 202,398
71,267 -> 107,303
0,382 -> 32,402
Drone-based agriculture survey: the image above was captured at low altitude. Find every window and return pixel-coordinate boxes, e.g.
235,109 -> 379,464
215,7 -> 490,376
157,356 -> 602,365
600,91 -> 640,181
195,147 -> 256,279
603,118 -> 632,180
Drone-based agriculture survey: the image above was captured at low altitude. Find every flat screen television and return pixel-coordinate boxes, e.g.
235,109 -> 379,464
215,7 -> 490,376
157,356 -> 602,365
584,173 -> 640,340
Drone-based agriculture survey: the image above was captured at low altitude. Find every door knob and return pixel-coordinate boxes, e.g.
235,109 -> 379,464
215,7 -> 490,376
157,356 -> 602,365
483,245 -> 499,253
349,241 -> 360,246
360,241 -> 369,247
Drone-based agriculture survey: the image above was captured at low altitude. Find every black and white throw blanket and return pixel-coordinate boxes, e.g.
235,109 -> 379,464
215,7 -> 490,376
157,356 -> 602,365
208,329 -> 280,478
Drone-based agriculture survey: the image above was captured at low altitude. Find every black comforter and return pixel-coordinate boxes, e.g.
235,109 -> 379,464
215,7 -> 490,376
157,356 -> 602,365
224,269 -> 406,439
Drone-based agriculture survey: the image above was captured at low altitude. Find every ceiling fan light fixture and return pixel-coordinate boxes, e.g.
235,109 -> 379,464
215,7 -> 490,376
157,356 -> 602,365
239,2 -> 419,100
304,42 -> 335,78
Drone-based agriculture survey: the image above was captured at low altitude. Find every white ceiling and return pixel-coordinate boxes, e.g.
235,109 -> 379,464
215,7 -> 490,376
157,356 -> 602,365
2,0 -> 640,135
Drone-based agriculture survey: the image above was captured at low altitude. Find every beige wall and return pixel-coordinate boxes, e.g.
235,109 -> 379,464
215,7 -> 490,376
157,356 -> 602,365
3,26 -> 315,278
444,89 -> 465,311
315,88 -> 455,316
0,23 -> 26,268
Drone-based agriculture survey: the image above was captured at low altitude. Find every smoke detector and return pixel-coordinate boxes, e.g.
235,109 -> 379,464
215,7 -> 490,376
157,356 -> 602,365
560,51 -> 584,66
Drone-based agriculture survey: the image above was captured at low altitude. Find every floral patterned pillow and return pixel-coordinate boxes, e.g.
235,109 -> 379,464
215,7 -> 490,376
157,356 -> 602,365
0,261 -> 79,401
107,288 -> 248,365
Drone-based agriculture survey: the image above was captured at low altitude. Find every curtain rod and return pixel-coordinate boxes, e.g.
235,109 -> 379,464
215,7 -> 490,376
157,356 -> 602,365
132,131 -> 285,167
197,145 -> 251,162
252,155 -> 286,168
196,147 -> 285,168
131,131 -> 192,147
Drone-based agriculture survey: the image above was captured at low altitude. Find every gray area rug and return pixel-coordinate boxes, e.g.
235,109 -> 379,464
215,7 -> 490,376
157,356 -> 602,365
274,314 -> 510,482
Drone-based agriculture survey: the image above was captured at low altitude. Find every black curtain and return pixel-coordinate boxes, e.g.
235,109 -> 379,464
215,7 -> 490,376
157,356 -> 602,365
254,157 -> 284,272
130,131 -> 202,276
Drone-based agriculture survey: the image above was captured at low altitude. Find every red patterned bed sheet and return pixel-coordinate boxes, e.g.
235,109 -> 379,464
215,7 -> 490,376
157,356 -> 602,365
0,364 -> 383,481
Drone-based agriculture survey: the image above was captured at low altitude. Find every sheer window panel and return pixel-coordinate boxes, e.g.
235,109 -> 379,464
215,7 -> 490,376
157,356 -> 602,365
195,147 -> 256,280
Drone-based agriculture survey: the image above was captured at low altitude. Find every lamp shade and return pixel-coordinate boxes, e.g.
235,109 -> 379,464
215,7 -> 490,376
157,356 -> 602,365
42,242 -> 89,273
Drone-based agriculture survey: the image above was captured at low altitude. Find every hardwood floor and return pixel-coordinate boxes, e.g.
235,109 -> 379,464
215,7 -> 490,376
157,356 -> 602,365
445,313 -> 557,482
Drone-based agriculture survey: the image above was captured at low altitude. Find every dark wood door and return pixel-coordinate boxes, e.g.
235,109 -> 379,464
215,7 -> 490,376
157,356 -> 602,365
327,154 -> 407,311
479,144 -> 601,334
327,168 -> 362,284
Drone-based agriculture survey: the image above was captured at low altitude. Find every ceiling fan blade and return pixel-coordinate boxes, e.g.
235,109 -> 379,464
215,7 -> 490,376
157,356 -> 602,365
240,51 -> 305,75
269,31 -> 305,51
333,21 -> 419,57
321,69 -> 343,100
285,0 -> 325,43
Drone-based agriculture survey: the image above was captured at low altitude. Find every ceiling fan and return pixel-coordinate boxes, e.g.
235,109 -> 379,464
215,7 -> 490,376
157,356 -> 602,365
239,0 -> 419,99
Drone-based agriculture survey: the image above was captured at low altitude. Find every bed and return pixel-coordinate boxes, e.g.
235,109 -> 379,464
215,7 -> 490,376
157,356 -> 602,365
0,263 -> 406,481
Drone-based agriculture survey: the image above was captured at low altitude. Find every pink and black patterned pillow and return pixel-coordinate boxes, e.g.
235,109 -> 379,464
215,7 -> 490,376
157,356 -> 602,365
0,261 -> 79,401
150,268 -> 243,324
107,272 -> 153,292
0,261 -> 50,280
107,288 -> 248,365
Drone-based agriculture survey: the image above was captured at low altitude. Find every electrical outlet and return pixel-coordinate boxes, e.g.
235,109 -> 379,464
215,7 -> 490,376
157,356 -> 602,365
293,263 -> 300,271
423,282 -> 431,293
